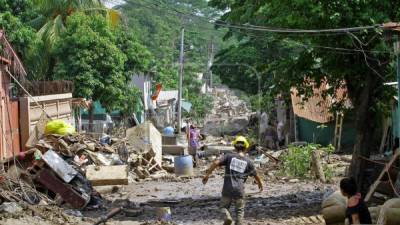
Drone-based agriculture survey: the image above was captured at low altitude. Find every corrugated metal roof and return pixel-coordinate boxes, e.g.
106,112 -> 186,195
291,81 -> 351,123
157,90 -> 178,102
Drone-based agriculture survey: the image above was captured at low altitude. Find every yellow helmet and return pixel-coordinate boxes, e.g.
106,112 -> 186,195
232,136 -> 250,149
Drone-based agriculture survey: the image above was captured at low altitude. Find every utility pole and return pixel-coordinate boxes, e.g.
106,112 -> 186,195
384,23 -> 400,139
396,36 -> 400,140
207,38 -> 215,91
177,28 -> 184,134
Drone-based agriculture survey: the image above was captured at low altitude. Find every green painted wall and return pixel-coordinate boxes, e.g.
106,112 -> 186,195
392,106 -> 399,139
297,115 -> 356,152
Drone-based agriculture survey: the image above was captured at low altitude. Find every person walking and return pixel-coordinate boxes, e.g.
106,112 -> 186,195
202,136 -> 263,225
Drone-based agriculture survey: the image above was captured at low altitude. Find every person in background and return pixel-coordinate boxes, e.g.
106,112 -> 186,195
189,124 -> 202,153
189,124 -> 203,166
203,136 -> 263,225
340,177 -> 372,225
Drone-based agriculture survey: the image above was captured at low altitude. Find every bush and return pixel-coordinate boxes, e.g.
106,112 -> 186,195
280,144 -> 334,179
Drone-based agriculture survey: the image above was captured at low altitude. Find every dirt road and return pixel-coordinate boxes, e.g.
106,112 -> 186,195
86,172 -> 334,225
0,173 -> 335,225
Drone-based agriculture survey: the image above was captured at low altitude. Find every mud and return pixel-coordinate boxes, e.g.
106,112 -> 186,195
86,172 -> 335,225
0,173 -> 335,225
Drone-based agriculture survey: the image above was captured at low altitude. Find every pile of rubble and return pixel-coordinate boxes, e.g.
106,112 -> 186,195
0,121 -> 168,213
202,87 -> 253,136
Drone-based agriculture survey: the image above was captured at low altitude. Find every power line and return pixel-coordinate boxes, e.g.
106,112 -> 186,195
139,0 -> 382,35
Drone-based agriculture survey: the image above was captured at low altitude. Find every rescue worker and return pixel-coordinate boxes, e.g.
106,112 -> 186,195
202,136 -> 263,225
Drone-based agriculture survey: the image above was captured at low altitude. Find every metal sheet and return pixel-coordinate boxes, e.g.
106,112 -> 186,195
42,150 -> 78,183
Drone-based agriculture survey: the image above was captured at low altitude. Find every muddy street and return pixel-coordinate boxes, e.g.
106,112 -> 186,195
0,174 -> 334,225
96,176 -> 334,225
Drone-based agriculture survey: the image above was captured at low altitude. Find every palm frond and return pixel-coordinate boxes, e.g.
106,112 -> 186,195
37,15 -> 65,51
29,15 -> 47,30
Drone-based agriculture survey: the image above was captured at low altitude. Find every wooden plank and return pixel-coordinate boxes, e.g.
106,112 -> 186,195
86,165 -> 128,186
365,149 -> 400,202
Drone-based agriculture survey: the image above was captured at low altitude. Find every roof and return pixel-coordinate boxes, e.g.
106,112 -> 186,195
0,30 -> 27,76
157,90 -> 178,102
291,80 -> 351,123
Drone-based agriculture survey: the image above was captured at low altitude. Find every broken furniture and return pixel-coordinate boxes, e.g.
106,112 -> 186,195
364,150 -> 400,203
33,168 -> 90,209
162,145 -> 188,155
131,152 -> 165,179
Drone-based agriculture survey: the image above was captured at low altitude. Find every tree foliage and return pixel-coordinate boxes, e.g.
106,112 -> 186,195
0,0 -> 44,79
53,13 -> 151,114
209,0 -> 400,179
117,0 -> 230,119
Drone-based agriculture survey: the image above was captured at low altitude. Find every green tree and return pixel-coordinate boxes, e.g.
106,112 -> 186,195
118,0 -> 229,120
0,0 -> 44,79
31,0 -> 120,78
53,13 -> 127,121
209,0 -> 400,181
54,12 -> 153,124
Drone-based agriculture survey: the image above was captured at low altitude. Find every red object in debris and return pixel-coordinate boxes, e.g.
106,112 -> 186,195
18,152 -> 26,160
35,168 -> 90,209
151,83 -> 163,100
0,176 -> 5,183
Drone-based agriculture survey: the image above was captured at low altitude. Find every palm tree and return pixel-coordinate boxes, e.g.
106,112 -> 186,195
32,0 -> 119,48
31,0 -> 120,78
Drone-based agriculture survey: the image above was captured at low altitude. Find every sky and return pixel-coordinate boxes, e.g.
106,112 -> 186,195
104,0 -> 125,8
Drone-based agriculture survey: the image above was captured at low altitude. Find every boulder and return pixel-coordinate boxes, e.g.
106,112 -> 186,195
223,116 -> 249,135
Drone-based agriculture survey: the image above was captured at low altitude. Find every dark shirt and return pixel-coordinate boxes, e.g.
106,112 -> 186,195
346,193 -> 372,224
219,153 -> 257,198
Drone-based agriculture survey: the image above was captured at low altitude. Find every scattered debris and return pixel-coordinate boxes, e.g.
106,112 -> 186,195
93,207 -> 123,225
202,87 -> 251,136
86,165 -> 128,186
0,202 -> 23,214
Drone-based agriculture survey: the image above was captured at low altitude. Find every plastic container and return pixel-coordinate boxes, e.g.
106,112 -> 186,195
163,126 -> 175,136
174,155 -> 193,176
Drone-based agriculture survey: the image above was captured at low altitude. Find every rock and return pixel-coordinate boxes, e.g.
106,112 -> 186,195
65,209 -> 83,217
202,116 -> 249,136
223,116 -> 249,135
202,120 -> 225,136
289,179 -> 299,183
0,202 -> 23,214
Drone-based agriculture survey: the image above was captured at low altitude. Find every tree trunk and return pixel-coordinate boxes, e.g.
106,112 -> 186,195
311,150 -> 326,183
88,104 -> 94,133
349,73 -> 377,192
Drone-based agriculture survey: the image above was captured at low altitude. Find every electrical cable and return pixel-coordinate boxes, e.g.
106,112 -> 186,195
141,0 -> 383,34
112,0 -> 395,79
6,69 -> 51,118
347,32 -> 387,80
114,0 -> 391,55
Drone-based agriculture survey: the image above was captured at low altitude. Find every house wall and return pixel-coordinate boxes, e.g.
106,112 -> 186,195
0,66 -> 21,159
19,93 -> 74,150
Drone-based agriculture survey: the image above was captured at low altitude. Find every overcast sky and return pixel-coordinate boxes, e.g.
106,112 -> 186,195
104,0 -> 125,8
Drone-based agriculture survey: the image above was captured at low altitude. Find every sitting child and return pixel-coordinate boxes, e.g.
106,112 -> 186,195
340,177 -> 372,225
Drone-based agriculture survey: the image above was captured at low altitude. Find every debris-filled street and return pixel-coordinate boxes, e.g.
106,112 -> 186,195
3,1 -> 400,225
0,87 -> 351,225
